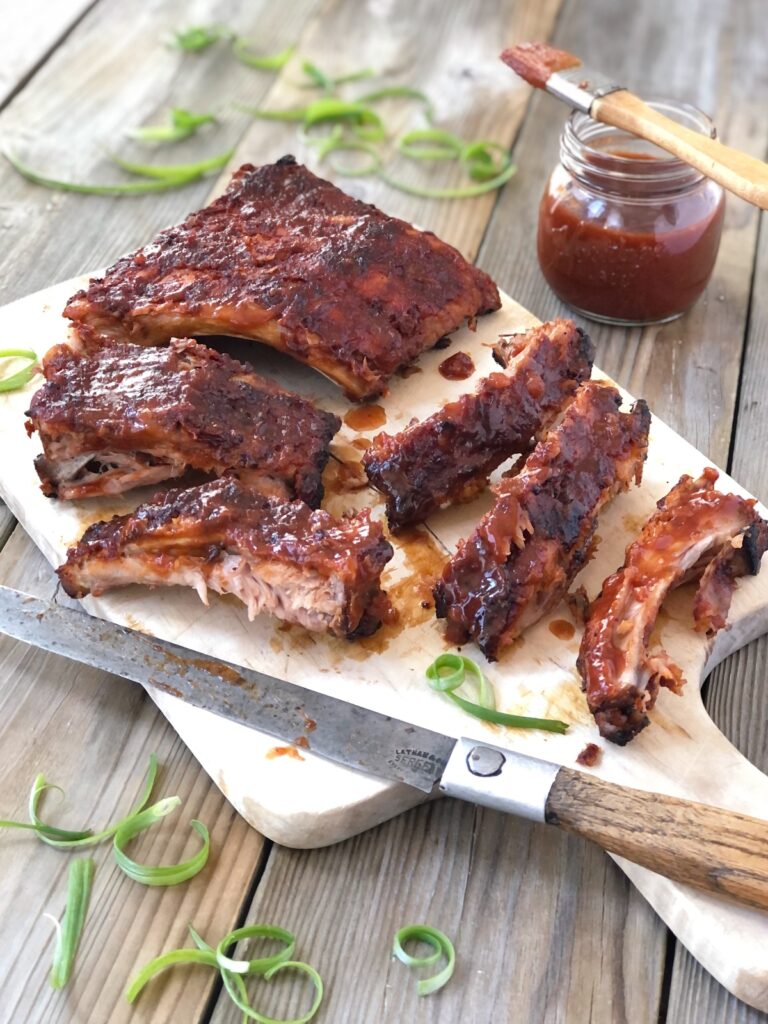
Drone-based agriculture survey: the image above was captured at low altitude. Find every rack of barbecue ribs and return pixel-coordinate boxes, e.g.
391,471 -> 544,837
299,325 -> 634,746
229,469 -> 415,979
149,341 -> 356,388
26,339 -> 340,506
578,468 -> 768,745
434,381 -> 651,659
363,319 -> 594,529
62,157 -> 501,401
58,478 -> 395,639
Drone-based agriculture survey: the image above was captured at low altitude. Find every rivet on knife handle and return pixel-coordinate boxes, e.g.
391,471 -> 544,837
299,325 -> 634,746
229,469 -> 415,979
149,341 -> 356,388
441,738 -> 768,911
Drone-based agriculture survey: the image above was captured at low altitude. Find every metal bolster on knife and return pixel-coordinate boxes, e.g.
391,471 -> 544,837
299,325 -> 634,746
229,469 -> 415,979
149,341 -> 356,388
439,737 -> 561,822
546,67 -> 625,114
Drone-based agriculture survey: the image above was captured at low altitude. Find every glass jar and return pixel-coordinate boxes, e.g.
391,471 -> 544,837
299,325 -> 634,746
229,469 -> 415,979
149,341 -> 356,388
537,100 -> 725,326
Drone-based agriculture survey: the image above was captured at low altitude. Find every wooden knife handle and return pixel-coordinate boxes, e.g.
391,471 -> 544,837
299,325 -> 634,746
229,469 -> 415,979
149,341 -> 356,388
592,90 -> 768,210
546,767 -> 768,910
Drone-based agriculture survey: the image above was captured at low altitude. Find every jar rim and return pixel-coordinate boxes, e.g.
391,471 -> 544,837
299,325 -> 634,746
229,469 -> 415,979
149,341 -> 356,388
562,98 -> 717,190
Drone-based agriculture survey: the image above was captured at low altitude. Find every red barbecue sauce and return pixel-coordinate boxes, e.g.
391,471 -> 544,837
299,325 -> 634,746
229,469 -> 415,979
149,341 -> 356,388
438,351 -> 475,381
538,149 -> 725,324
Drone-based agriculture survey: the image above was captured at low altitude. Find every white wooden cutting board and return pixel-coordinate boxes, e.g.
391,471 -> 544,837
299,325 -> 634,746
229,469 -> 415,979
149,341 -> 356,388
2,277 -> 768,1010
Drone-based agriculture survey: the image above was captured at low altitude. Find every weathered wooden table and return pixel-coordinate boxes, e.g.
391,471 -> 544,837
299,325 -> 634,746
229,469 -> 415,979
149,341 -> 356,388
0,1 -> 765,1021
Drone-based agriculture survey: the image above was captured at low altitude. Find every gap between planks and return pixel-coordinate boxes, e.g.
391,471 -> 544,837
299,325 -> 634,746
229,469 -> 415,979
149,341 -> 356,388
0,0 -> 98,110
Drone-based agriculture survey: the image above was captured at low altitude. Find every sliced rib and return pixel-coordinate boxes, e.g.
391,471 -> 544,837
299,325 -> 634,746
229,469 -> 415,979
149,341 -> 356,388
434,381 -> 650,659
363,319 -> 594,529
58,478 -> 394,639
63,157 -> 500,401
26,339 -> 340,507
578,468 -> 768,744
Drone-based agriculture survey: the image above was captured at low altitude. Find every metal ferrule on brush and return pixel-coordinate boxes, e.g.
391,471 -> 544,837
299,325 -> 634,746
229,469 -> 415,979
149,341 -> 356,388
546,65 -> 624,113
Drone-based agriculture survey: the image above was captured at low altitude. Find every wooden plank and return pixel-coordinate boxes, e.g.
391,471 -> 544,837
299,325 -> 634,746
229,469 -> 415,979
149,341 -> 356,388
209,0 -> 561,260
476,0 -> 768,468
209,799 -> 664,1024
664,118 -> 768,1024
0,0 -> 317,306
0,527 -> 267,1024
0,0 -> 94,108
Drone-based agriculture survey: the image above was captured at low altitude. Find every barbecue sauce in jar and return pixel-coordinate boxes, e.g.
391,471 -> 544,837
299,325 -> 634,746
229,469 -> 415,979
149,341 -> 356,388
537,101 -> 725,325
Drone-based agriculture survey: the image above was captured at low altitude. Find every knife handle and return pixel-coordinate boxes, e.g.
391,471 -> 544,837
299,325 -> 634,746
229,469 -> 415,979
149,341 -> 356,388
440,738 -> 768,911
546,768 -> 768,910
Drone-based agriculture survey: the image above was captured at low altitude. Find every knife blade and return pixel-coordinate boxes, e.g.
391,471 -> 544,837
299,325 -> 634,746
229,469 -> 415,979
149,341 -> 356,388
0,585 -> 455,792
2,583 -> 768,913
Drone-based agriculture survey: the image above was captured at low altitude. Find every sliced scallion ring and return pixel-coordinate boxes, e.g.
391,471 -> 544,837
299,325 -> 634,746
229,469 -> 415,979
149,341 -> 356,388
188,924 -> 213,951
446,691 -> 569,732
333,68 -> 376,86
304,98 -> 384,133
172,24 -> 232,52
127,108 -> 216,144
233,39 -> 295,71
216,924 -> 296,976
300,60 -> 334,92
220,958 -> 324,1024
327,142 -> 382,177
0,348 -> 38,393
49,857 -> 95,989
129,923 -> 322,1022
107,149 -> 233,180
236,103 -> 309,122
125,946 -> 217,1002
26,753 -> 158,849
426,653 -> 495,709
357,86 -> 434,124
397,128 -> 464,161
113,797 -> 210,885
299,61 -> 375,91
425,654 -> 568,732
460,140 -> 512,181
393,924 -> 455,996
4,151 -> 202,195
304,124 -> 345,159
379,159 -> 516,199
126,925 -> 251,1007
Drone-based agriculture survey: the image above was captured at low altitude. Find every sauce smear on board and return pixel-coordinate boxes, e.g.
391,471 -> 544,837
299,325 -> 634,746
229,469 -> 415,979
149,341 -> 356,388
344,404 -> 387,430
438,351 -> 475,381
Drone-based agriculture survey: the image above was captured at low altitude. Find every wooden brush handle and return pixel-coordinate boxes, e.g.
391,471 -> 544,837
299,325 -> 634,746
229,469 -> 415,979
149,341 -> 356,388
592,90 -> 768,210
546,767 -> 768,910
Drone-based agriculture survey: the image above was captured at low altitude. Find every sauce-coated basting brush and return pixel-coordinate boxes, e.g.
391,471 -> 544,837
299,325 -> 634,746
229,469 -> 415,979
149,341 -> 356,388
502,42 -> 768,210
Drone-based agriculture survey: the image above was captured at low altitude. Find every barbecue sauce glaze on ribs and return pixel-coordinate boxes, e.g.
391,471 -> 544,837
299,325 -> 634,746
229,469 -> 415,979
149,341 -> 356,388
26,339 -> 340,505
58,478 -> 395,639
578,468 -> 768,745
63,157 -> 500,401
434,381 -> 651,659
363,319 -> 594,529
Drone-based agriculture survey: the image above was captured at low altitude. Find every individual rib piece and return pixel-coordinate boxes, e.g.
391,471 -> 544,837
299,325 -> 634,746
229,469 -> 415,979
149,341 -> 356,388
363,319 -> 594,528
58,478 -> 394,639
578,468 -> 768,745
434,381 -> 650,659
63,157 -> 500,401
26,339 -> 340,506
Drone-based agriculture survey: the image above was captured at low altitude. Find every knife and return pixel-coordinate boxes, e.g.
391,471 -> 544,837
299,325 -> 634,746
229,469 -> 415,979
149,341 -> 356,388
1,584 -> 767,911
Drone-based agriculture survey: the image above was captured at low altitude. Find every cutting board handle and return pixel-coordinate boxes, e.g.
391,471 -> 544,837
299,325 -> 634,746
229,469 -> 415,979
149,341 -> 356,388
546,767 -> 768,911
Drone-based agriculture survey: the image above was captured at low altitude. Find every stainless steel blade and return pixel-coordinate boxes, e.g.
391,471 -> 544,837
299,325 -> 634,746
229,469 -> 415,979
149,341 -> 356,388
0,586 -> 455,792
